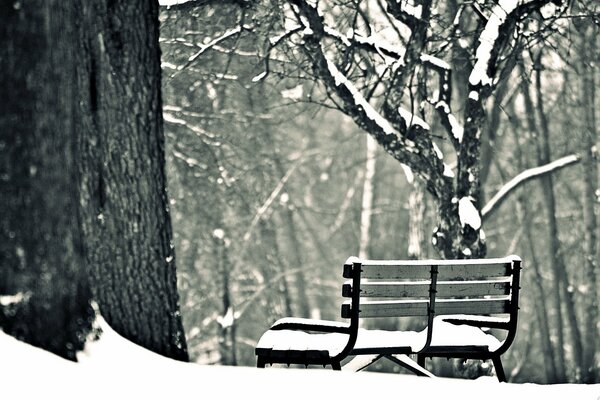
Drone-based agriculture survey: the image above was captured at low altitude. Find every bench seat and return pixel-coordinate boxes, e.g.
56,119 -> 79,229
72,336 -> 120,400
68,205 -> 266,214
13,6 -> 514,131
256,316 -> 502,360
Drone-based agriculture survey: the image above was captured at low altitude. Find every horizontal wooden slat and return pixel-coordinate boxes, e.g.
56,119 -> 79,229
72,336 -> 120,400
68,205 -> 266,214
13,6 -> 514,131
360,263 -> 511,281
351,300 -> 428,317
346,297 -> 511,318
434,298 -> 511,315
360,256 -> 519,266
353,280 -> 511,298
360,264 -> 431,280
437,264 -> 512,280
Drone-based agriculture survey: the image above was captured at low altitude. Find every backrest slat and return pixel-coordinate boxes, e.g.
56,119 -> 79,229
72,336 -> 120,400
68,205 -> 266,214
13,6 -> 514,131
353,280 -> 511,298
360,264 -> 430,280
349,298 -> 511,318
438,264 -> 511,280
360,263 -> 511,281
342,300 -> 428,318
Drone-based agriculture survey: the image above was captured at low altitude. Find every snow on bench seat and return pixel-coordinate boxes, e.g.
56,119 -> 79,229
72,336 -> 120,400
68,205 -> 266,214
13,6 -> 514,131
256,316 -> 502,358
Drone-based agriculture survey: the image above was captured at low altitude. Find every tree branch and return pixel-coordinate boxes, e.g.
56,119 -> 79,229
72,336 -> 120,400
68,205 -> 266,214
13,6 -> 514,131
481,154 -> 580,220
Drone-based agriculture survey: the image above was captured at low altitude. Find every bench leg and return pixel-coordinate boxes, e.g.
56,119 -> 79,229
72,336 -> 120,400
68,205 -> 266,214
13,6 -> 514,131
492,356 -> 506,382
385,355 -> 435,377
417,354 -> 426,368
342,354 -> 382,372
257,357 -> 266,368
331,361 -> 341,371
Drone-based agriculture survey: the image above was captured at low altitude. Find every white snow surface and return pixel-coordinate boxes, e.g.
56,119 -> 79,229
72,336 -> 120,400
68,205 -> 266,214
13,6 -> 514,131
401,163 -> 415,183
0,292 -> 29,306
398,107 -> 431,130
420,54 -> 450,70
1,314 -> 598,399
443,163 -> 455,178
281,84 -> 303,100
432,142 -> 444,160
458,196 -> 482,230
436,101 -> 464,142
159,0 -> 192,5
400,0 -> 423,19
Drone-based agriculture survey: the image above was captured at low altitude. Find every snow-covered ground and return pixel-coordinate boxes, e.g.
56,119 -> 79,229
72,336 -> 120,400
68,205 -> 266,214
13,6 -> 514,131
1,316 -> 598,399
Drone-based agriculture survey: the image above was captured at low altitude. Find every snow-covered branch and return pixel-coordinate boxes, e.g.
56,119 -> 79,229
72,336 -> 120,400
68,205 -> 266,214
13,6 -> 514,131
163,112 -> 216,140
420,54 -> 463,148
469,0 -> 520,87
323,26 -> 405,63
469,0 -> 561,89
172,25 -> 251,76
281,0 -> 454,199
385,0 -> 427,29
324,57 -> 400,138
481,154 -> 580,220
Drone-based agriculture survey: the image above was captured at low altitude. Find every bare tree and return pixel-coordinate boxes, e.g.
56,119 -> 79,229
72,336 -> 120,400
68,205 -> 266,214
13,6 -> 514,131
199,0 -> 573,259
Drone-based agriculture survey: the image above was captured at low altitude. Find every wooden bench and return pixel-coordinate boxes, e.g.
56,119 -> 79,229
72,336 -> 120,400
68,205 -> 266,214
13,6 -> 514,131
255,255 -> 522,381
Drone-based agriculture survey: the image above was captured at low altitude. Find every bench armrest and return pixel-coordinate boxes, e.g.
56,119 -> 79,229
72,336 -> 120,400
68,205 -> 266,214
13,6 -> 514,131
270,317 -> 351,334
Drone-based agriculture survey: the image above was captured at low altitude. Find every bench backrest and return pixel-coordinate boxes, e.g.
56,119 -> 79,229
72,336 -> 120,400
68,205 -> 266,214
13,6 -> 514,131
341,255 -> 521,324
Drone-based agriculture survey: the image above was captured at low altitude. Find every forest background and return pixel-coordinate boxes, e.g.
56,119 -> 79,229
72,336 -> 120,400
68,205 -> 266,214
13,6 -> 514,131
0,0 -> 597,386
160,0 -> 598,384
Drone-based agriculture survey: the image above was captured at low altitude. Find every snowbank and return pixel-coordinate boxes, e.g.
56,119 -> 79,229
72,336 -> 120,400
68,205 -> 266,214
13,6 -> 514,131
1,317 -> 598,399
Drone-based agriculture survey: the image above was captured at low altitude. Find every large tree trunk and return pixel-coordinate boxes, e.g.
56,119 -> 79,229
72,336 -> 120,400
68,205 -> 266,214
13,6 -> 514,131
75,1 -> 188,361
1,0 -> 188,361
0,1 -> 94,361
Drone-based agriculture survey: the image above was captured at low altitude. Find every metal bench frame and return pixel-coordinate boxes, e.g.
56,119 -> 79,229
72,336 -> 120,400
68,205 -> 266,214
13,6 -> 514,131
255,256 -> 521,381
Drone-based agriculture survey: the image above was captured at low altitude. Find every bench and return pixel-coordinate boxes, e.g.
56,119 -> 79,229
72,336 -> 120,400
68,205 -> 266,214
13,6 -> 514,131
254,255 -> 522,381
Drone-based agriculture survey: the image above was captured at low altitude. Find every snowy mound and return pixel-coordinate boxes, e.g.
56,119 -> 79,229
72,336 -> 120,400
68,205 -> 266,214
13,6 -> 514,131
0,315 -> 597,399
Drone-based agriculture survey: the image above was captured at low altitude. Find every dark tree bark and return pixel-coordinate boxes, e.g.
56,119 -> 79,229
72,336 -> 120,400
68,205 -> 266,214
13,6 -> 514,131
0,1 -> 94,361
1,1 -> 188,361
75,1 -> 188,361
